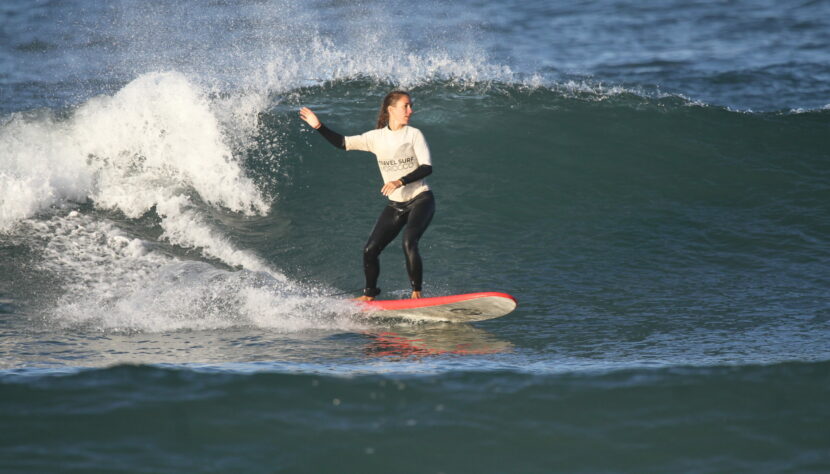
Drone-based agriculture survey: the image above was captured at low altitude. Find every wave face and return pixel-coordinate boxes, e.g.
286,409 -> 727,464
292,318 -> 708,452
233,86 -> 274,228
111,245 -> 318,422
2,0 -> 829,472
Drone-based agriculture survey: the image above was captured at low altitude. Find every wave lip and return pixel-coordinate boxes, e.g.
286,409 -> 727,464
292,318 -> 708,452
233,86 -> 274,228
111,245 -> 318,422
1,72 -> 279,274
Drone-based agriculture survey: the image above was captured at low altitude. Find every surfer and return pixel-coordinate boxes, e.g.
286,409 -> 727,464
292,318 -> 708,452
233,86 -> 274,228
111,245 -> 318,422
299,91 -> 435,302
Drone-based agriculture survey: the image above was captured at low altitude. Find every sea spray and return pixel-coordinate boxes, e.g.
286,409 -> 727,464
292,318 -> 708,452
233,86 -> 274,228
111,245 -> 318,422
0,73 -> 272,270
25,212 -> 362,334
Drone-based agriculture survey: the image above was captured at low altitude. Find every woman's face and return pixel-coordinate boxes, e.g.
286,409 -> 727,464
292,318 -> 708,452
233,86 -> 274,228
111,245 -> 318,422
388,96 -> 413,126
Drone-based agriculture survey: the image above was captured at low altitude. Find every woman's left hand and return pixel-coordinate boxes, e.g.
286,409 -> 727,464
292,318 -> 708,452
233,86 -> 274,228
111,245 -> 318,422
381,180 -> 404,196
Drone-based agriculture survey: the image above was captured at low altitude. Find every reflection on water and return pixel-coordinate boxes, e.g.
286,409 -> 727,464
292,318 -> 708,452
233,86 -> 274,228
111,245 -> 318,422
363,324 -> 513,359
2,310 -> 512,370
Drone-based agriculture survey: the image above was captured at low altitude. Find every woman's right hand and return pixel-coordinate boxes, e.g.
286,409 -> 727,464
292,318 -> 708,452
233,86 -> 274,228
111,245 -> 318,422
299,107 -> 321,129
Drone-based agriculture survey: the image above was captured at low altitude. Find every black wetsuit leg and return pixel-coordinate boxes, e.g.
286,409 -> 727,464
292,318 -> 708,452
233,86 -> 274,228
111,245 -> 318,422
401,192 -> 435,291
362,191 -> 435,295
363,205 -> 407,296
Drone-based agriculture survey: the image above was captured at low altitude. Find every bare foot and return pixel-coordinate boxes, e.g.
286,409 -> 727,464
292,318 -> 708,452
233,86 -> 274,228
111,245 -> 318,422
411,291 -> 422,299
353,295 -> 375,302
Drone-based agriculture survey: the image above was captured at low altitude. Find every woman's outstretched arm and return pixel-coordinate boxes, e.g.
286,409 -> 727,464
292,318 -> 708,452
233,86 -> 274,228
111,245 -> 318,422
300,107 -> 345,149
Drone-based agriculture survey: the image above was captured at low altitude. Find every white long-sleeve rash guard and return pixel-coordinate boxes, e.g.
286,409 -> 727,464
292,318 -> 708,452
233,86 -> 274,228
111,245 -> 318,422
317,123 -> 433,203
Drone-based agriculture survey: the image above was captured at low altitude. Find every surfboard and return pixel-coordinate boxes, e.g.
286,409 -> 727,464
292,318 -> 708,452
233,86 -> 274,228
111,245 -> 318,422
359,292 -> 517,323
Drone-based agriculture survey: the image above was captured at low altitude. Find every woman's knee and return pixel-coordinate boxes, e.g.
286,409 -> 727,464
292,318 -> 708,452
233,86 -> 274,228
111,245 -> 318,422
402,236 -> 420,257
364,241 -> 382,259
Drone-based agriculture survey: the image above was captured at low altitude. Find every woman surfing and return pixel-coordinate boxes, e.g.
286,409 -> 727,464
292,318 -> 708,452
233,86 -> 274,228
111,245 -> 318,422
299,91 -> 435,302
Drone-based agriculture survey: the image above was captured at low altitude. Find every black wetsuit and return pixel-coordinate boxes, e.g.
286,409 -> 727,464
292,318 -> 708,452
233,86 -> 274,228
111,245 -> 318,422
316,124 -> 435,297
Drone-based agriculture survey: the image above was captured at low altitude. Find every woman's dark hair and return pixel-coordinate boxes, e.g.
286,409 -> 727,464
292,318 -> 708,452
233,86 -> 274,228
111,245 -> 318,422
376,91 -> 411,129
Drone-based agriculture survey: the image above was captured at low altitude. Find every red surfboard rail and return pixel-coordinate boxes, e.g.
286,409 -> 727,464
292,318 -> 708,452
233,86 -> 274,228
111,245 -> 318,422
360,292 -> 517,311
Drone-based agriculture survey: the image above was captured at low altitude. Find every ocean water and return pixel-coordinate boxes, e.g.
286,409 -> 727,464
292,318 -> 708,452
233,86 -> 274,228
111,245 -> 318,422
2,0 -> 829,472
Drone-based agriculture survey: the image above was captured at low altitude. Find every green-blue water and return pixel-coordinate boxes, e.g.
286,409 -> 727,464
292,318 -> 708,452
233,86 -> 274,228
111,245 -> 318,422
2,0 -> 829,471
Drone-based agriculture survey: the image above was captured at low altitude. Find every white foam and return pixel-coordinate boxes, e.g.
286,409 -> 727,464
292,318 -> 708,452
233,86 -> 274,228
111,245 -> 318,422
76,72 -> 269,217
58,263 -> 363,333
30,213 -> 172,304
255,35 -> 515,94
25,213 -> 364,333
789,104 -> 830,114
155,195 -> 275,275
0,113 -> 93,230
0,72 -> 276,275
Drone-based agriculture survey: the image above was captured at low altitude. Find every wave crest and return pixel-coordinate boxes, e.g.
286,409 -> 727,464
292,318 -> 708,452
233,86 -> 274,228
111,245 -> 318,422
1,72 -> 276,274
